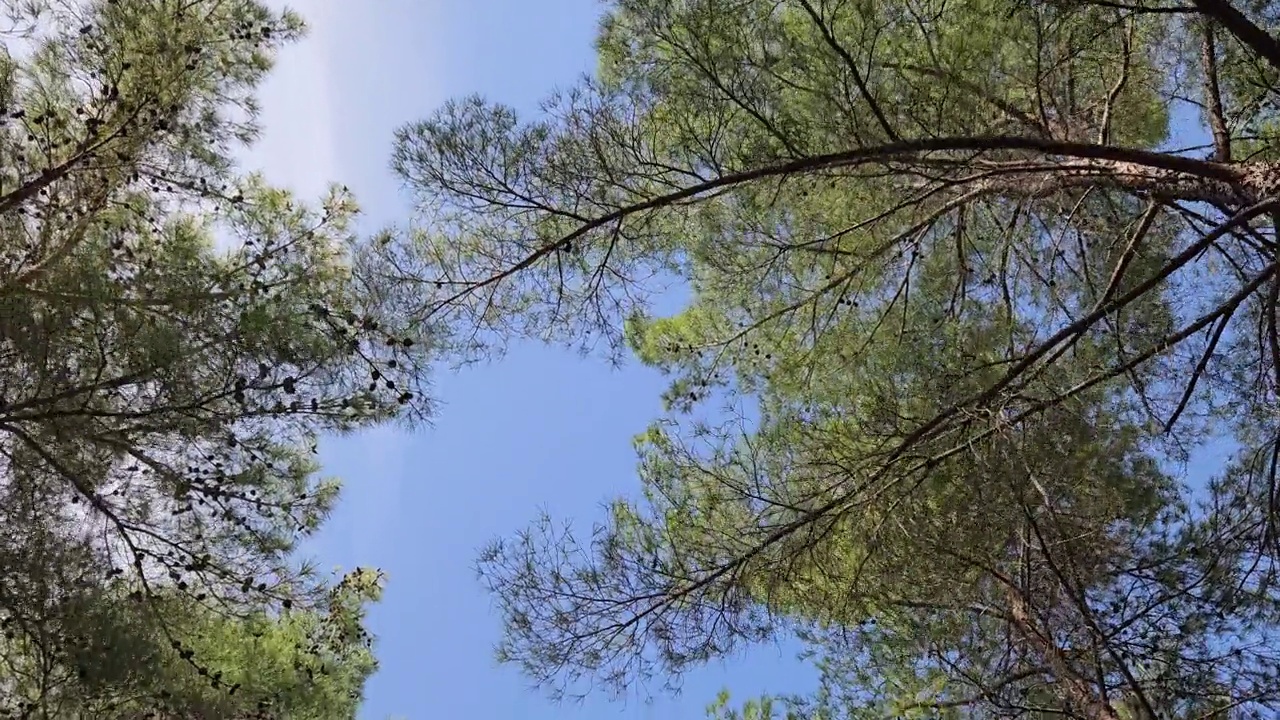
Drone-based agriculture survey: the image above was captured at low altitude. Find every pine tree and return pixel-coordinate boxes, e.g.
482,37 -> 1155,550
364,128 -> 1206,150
379,0 -> 1280,717
0,1 -> 428,716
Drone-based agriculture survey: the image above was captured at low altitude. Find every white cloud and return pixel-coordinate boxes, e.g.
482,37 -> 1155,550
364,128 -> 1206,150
240,0 -> 416,572
210,0 -> 339,255
238,0 -> 339,200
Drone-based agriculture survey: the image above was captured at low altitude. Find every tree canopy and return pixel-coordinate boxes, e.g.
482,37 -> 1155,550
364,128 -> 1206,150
0,0 -> 428,716
376,0 -> 1280,718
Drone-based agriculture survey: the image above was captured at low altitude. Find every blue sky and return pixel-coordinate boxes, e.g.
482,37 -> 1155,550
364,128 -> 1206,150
239,1 -> 816,718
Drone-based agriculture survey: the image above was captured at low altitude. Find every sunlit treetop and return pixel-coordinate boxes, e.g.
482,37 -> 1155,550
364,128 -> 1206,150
381,0 -> 1280,718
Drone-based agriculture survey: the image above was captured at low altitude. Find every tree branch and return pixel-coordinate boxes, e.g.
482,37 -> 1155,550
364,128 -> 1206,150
1201,20 -> 1233,161
1190,0 -> 1280,72
435,134 -> 1243,313
794,0 -> 901,142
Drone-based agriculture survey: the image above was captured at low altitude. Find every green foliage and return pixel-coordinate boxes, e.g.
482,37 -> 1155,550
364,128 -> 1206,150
384,0 -> 1280,718
20,568 -> 383,718
0,0 -> 425,716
